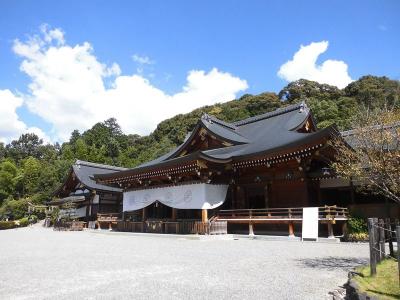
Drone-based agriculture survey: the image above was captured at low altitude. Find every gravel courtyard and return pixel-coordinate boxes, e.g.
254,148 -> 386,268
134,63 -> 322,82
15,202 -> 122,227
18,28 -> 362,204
0,226 -> 369,300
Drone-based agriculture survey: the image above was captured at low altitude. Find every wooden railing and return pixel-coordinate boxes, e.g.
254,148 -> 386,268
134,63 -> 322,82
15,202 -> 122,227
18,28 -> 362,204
114,220 -> 209,234
97,213 -> 120,223
216,206 -> 348,221
54,220 -> 85,231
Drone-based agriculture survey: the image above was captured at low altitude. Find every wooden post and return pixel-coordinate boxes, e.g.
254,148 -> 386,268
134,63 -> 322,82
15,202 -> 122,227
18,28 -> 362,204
202,209 -> 208,223
397,226 -> 400,286
386,218 -> 394,257
142,207 -> 147,221
327,221 -> 334,238
249,222 -> 254,236
368,218 -> 377,276
378,219 -> 386,260
342,222 -> 348,237
172,208 -> 177,221
288,222 -> 295,237
373,218 -> 381,263
108,221 -> 112,231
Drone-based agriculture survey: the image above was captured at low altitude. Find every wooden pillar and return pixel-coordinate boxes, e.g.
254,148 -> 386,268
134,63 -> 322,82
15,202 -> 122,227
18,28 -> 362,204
288,221 -> 295,237
172,208 -> 177,221
108,221 -> 112,231
249,222 -> 254,236
350,179 -> 355,205
142,207 -> 147,221
202,209 -> 208,223
231,184 -> 236,209
342,222 -> 348,237
264,184 -> 269,208
327,221 -> 334,238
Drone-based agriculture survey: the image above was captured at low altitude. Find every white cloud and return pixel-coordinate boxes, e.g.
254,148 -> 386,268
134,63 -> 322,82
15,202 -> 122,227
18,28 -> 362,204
0,89 -> 50,143
277,41 -> 353,89
13,26 -> 248,142
132,54 -> 154,65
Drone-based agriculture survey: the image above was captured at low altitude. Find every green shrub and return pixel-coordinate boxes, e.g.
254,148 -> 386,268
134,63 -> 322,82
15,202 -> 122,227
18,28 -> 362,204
30,215 -> 38,223
348,215 -> 368,234
0,198 -> 29,220
19,217 -> 29,227
346,232 -> 369,242
0,221 -> 17,230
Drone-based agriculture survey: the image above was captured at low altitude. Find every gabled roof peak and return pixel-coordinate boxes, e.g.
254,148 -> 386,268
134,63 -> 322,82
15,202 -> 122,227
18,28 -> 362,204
234,102 -> 308,126
201,113 -> 237,130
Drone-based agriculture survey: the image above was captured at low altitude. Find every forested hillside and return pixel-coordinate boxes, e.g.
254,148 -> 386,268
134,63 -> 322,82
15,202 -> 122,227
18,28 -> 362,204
0,75 -> 399,219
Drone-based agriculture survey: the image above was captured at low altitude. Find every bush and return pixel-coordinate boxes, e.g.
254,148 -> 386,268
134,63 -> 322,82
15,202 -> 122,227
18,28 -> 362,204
0,198 -> 30,220
345,215 -> 369,242
19,217 -> 29,227
346,232 -> 369,242
348,215 -> 368,234
30,214 -> 38,224
0,221 -> 17,230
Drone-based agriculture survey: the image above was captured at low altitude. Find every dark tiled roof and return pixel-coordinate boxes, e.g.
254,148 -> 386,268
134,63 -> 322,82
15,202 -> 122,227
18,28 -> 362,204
96,102 -> 337,181
73,160 -> 128,192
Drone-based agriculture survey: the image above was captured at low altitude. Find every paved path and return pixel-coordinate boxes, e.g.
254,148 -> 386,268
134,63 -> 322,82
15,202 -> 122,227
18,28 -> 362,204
0,226 -> 369,300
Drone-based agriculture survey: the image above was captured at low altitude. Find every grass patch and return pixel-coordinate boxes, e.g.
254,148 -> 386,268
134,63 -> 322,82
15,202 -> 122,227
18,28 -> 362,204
354,258 -> 400,299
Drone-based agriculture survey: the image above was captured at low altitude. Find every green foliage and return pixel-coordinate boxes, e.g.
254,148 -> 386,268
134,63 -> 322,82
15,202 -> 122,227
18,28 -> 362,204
0,221 -> 17,230
347,215 -> 368,234
18,217 -> 30,227
0,198 -> 30,220
344,75 -> 400,109
346,232 -> 369,242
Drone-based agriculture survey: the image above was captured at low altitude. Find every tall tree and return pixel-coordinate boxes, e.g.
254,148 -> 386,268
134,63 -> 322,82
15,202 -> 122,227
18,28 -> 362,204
6,133 -> 44,161
344,75 -> 400,109
332,107 -> 400,204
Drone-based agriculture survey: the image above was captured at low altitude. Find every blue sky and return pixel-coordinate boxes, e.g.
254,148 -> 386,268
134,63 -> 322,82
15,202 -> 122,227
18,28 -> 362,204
0,0 -> 399,143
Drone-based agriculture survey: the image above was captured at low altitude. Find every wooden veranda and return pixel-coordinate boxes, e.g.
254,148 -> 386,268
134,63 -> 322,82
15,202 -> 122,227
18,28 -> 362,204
96,206 -> 348,237
214,206 -> 348,237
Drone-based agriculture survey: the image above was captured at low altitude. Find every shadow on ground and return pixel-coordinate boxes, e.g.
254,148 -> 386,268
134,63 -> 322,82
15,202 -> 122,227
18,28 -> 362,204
297,256 -> 368,271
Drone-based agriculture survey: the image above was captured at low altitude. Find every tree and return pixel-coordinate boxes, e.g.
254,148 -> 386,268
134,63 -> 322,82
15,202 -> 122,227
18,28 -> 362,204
344,75 -> 400,109
0,142 -> 5,160
5,133 -> 44,161
331,107 -> 400,204
69,130 -> 81,145
278,79 -> 343,102
0,161 -> 18,203
22,157 -> 41,196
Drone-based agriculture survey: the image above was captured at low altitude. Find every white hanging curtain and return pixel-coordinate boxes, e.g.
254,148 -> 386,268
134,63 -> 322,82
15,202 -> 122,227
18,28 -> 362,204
123,183 -> 229,211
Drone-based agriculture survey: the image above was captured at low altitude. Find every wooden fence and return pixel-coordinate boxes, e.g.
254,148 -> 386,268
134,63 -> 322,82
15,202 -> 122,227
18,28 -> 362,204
367,218 -> 399,284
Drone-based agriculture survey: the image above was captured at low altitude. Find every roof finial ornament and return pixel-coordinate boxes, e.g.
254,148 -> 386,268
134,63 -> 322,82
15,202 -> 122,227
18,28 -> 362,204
201,113 -> 213,124
299,100 -> 307,113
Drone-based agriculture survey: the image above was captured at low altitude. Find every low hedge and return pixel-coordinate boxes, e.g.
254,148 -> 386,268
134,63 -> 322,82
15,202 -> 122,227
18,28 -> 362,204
0,221 -> 17,230
19,217 -> 30,227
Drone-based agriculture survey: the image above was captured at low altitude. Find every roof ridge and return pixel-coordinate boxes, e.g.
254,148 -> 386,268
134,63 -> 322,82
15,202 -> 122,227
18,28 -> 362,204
233,102 -> 306,126
201,113 -> 237,130
75,160 -> 128,171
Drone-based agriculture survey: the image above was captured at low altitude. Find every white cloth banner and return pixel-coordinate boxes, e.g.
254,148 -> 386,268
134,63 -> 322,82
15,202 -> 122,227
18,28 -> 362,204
302,207 -> 319,241
123,183 -> 229,211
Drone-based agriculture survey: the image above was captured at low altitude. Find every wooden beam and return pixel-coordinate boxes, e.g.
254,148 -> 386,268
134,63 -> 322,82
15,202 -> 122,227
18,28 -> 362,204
172,208 -> 177,221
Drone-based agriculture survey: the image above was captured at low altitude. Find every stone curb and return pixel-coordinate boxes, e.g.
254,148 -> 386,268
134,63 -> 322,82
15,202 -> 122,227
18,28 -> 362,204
345,271 -> 380,300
